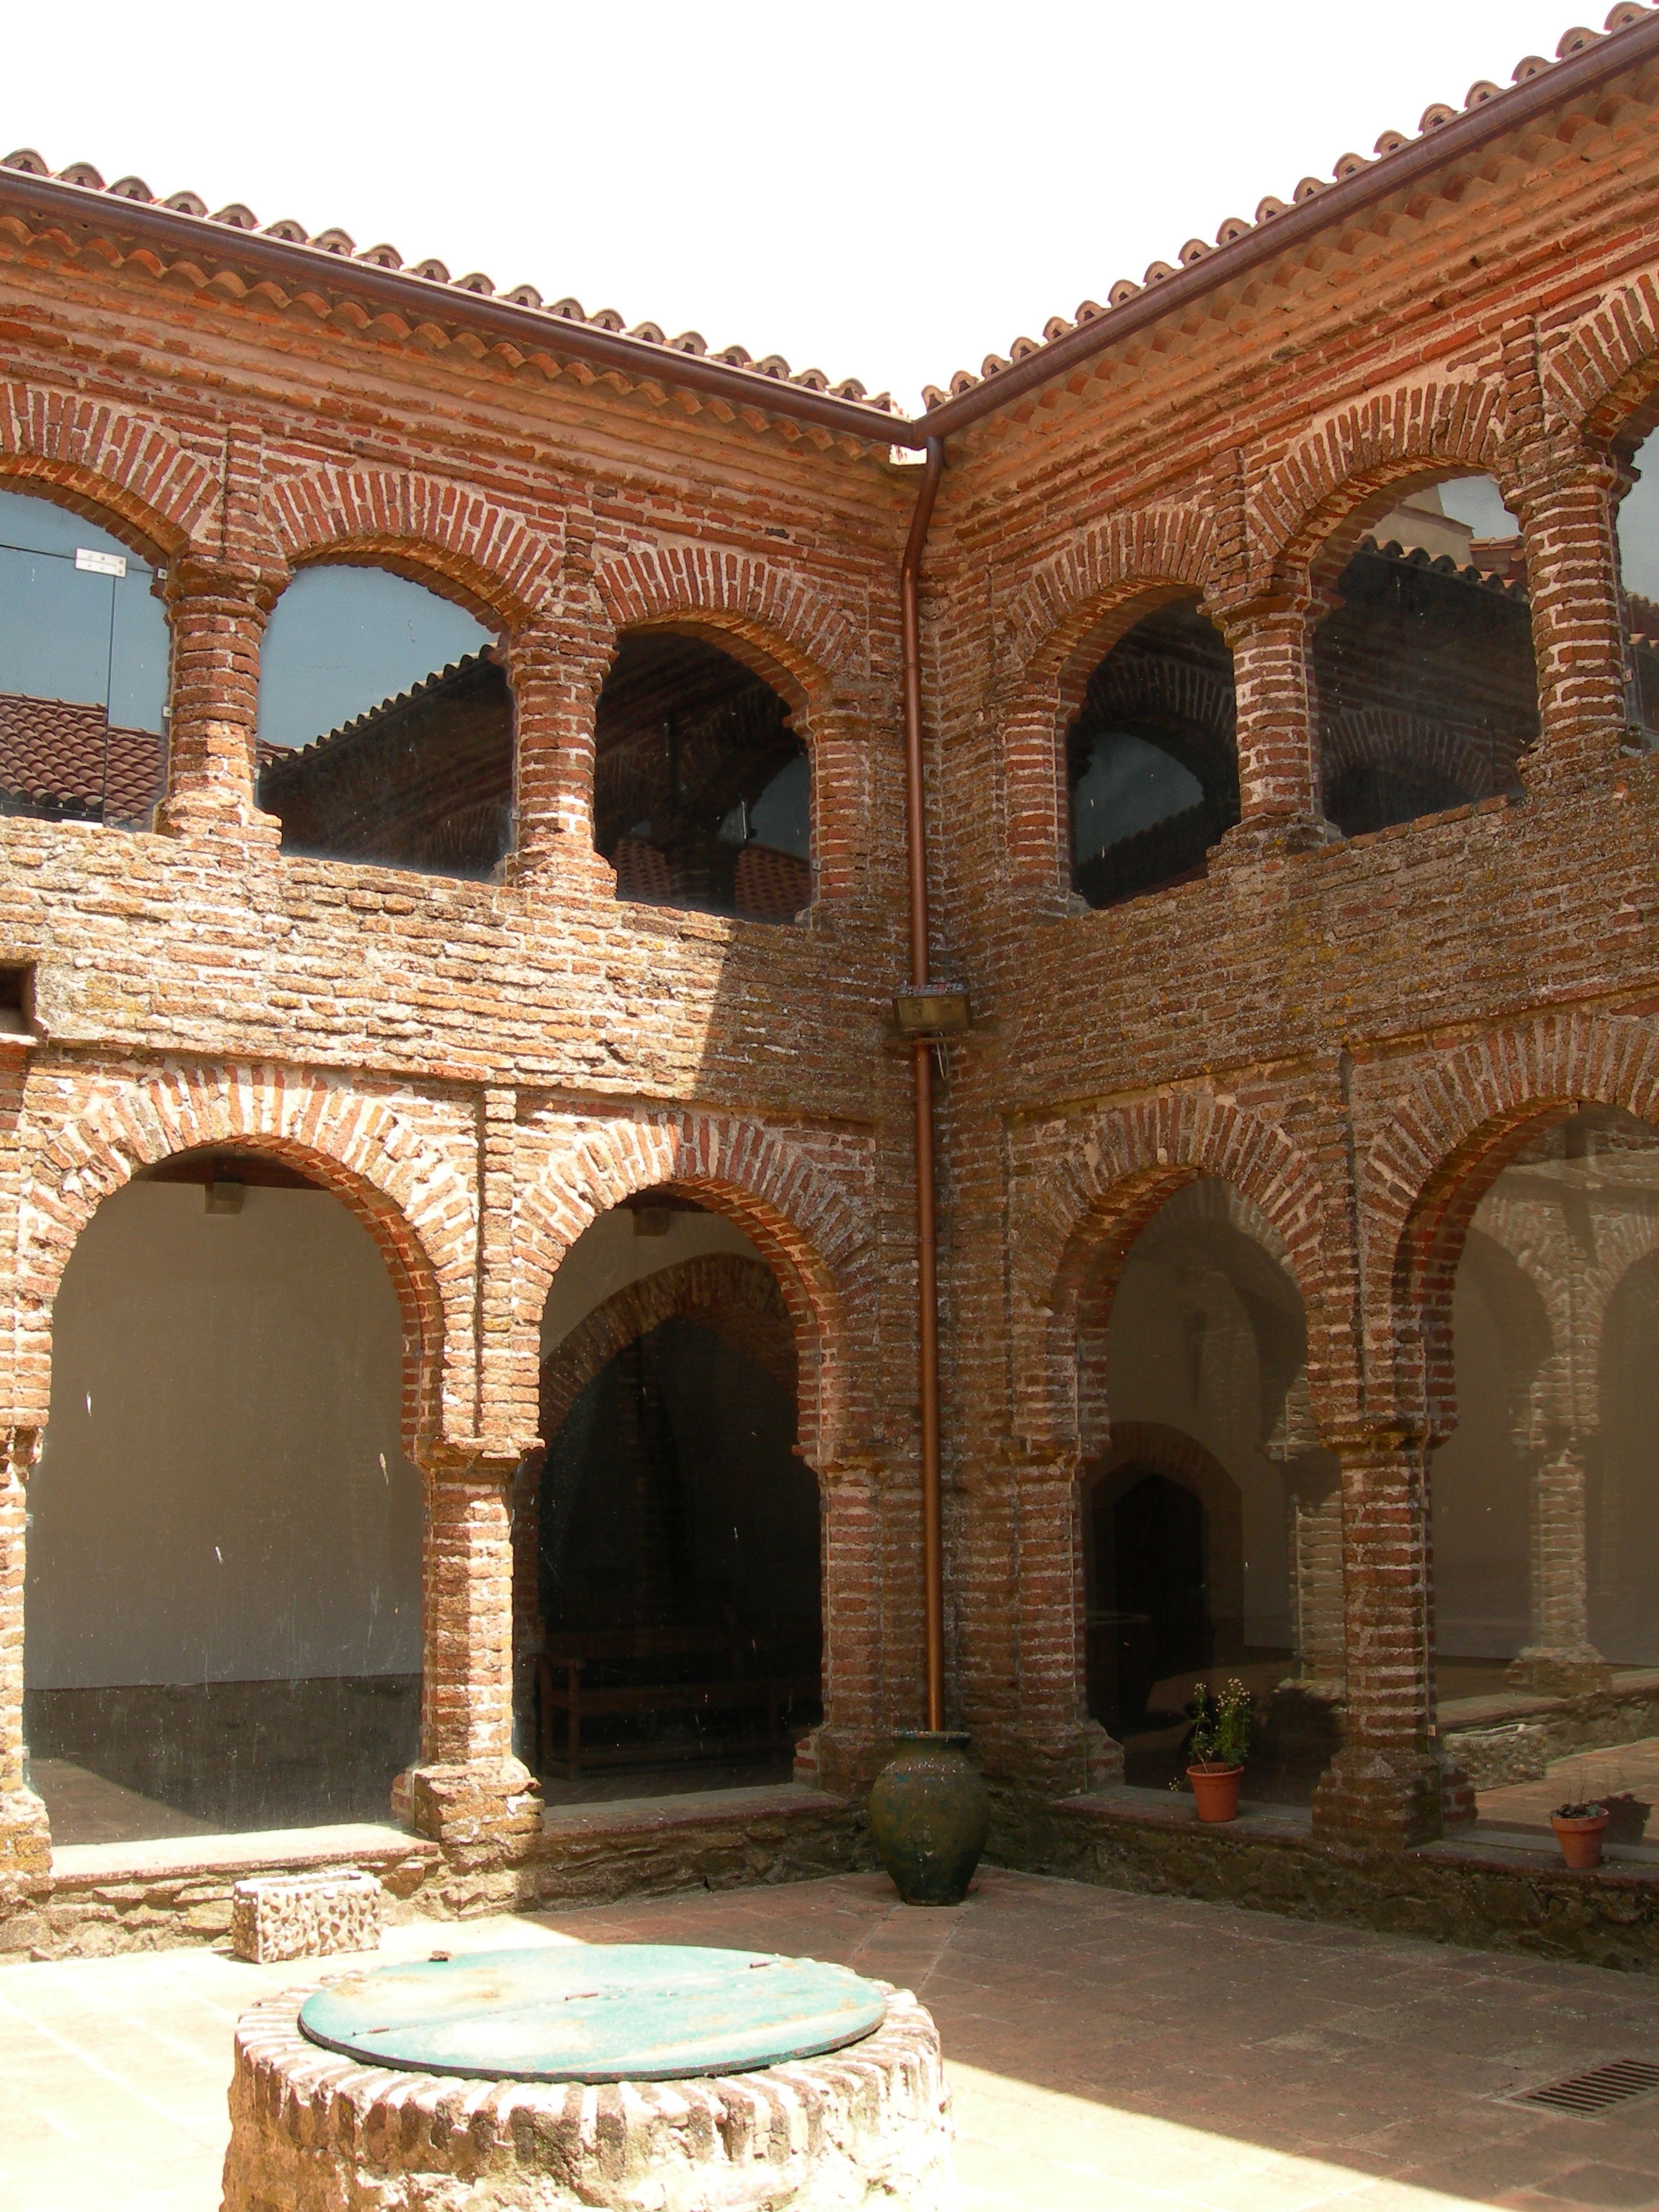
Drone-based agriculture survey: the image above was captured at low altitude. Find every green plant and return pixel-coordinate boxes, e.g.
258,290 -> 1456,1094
1552,1799 -> 1607,1821
1188,1679 -> 1251,1770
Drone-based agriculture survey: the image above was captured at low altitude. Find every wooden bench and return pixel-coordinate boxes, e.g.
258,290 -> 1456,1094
536,1624 -> 817,1781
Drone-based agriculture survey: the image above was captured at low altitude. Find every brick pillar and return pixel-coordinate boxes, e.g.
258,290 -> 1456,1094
799,1455 -> 884,1794
504,619 -> 613,895
0,1430 -> 49,1874
1509,1429 -> 1613,1694
992,1459 -> 1120,1798
1310,1427 -> 1442,1846
1516,449 -> 1629,785
398,1452 -> 543,1861
1215,590 -> 1336,851
157,562 -> 279,839
510,1449 -> 544,1770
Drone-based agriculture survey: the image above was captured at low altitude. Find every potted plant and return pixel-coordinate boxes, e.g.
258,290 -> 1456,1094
1550,1798 -> 1611,1870
1186,1678 -> 1251,1822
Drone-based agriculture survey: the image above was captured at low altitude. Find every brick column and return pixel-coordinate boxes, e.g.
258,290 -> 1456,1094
504,619 -> 614,894
1310,1427 -> 1442,1846
1214,590 -> 1338,854
1509,1429 -> 1612,1694
1285,1460 -> 1348,1701
510,1449 -> 544,1770
399,1452 -> 543,1861
0,1429 -> 49,1874
989,1458 -> 1120,1798
1515,448 -> 1629,786
798,1455 -> 885,1795
157,562 -> 279,839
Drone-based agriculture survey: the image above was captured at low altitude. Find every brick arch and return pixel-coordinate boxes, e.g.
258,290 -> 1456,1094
17,1069 -> 477,1455
1365,1012 -> 1659,1438
593,544 -> 863,703
997,510 -> 1217,896
1549,269 -> 1659,449
261,466 -> 560,625
539,1254 -> 794,1445
519,1113 -> 873,1466
1081,1420 -> 1246,1656
1002,505 -> 1216,696
1013,1090 -> 1337,1457
0,382 -> 219,558
1254,375 -> 1508,579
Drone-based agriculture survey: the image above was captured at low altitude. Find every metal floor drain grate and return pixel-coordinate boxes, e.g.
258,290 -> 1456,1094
1516,2059 -> 1659,2114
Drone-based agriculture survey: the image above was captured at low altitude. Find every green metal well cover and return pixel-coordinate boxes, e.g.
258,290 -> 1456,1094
297,1943 -> 889,2083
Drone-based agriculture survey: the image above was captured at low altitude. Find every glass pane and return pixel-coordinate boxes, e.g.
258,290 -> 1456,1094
1093,1178 -> 1336,1806
1066,599 -> 1238,909
1619,428 -> 1659,748
1316,475 -> 1536,837
0,487 -> 168,830
256,566 -> 511,879
595,634 -> 810,922
1437,1109 -> 1659,1839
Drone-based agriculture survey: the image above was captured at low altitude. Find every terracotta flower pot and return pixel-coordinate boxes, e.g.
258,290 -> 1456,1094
1551,1812 -> 1610,1870
1187,1763 -> 1244,1822
868,1731 -> 991,1906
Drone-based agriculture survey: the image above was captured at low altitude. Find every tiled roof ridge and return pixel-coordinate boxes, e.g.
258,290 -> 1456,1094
0,6 -> 1653,440
921,6 -> 1655,411
1359,533 -> 1533,599
0,150 -> 891,421
263,646 -> 501,768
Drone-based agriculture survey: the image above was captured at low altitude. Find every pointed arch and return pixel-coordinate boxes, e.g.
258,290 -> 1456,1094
518,1111 -> 874,1466
1012,1089 -> 1339,1455
15,1068 -> 476,1454
1364,1011 -> 1659,1434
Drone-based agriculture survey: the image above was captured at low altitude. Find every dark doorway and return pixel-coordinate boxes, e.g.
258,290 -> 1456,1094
1094,1468 -> 1212,1732
537,1315 -> 821,1790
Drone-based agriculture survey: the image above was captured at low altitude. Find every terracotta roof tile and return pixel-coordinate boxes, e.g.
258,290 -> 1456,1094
0,693 -> 162,823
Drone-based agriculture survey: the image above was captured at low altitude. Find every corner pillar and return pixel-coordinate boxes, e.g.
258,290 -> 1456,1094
1310,1427 -> 1442,1847
398,1449 -> 542,1861
797,1455 -> 885,1796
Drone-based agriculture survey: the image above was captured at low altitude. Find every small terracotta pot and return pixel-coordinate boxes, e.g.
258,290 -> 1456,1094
1551,1812 -> 1610,1870
1187,1763 -> 1244,1822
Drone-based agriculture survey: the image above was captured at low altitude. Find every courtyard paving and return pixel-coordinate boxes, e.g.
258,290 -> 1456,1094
4,1864 -> 1659,2211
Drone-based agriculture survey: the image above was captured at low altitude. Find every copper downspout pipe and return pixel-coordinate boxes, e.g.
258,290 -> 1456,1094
900,439 -> 947,1731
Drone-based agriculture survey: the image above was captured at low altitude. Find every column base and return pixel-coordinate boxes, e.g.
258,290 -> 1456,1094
796,1726 -> 891,1798
1215,812 -> 1342,866
0,1786 -> 50,1876
1439,1751 -> 1478,1831
1310,1746 -> 1443,1848
394,1758 -> 543,1863
1506,1647 -> 1616,1696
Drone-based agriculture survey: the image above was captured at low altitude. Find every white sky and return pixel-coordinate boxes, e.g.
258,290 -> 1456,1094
1,1 -> 1606,415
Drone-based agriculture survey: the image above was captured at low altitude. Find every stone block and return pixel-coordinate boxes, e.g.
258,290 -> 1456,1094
230,1869 -> 381,1964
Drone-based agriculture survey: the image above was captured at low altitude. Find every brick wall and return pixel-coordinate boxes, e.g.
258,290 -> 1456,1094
0,27 -> 1655,1884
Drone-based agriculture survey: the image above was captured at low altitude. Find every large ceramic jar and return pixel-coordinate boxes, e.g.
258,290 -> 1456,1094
868,1730 -> 990,1906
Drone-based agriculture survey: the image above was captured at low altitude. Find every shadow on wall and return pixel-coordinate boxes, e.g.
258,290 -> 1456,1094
24,1150 -> 423,1843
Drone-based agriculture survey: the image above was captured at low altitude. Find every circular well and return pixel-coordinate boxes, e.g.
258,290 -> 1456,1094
298,1942 -> 889,2083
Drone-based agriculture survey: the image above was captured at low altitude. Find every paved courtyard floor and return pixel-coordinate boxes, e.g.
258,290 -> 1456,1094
5,1865 -> 1659,2211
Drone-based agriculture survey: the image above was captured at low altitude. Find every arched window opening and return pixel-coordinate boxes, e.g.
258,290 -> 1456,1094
1433,1107 -> 1659,1835
1315,475 -> 1537,839
24,1150 -> 423,1845
1085,1177 -> 1339,1803
530,1194 -> 821,1802
255,564 -> 512,878
593,633 -> 810,923
1617,425 -> 1659,747
0,485 -> 169,832
1066,598 -> 1238,909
